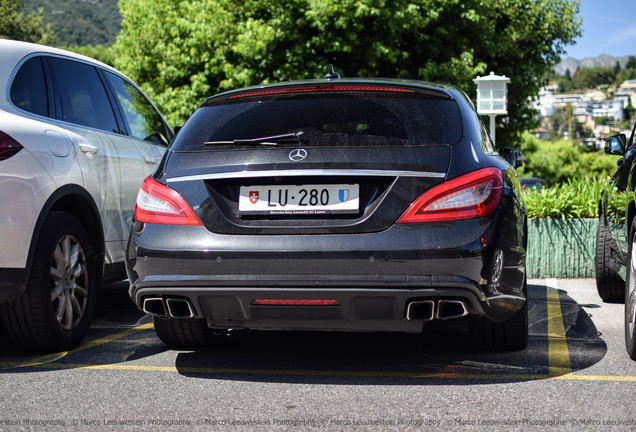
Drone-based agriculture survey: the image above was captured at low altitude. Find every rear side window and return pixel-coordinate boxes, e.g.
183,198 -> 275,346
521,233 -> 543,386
49,57 -> 119,133
104,72 -> 171,146
172,91 -> 462,151
10,56 -> 48,117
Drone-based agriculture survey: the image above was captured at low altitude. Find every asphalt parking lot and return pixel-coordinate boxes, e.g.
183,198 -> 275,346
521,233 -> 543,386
2,278 -> 636,430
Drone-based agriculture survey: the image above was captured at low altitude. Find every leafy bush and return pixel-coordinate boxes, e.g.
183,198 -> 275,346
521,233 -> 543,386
524,176 -> 628,219
62,44 -> 115,67
517,132 -> 620,186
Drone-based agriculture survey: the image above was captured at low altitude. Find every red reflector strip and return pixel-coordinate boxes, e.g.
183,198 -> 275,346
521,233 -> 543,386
229,85 -> 416,99
252,299 -> 340,306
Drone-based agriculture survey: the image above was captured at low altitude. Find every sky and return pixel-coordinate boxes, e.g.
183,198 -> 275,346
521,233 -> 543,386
564,0 -> 636,59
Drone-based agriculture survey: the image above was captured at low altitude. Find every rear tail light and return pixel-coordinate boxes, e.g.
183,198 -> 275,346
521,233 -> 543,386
397,167 -> 503,223
134,176 -> 202,225
0,131 -> 24,161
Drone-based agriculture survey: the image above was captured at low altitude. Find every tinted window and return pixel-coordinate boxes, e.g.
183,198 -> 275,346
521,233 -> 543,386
10,56 -> 48,117
172,92 -> 462,151
478,116 -> 495,153
104,72 -> 170,146
50,57 -> 119,133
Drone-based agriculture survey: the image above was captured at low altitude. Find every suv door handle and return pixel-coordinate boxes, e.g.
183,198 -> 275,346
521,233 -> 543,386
143,156 -> 158,165
78,143 -> 98,154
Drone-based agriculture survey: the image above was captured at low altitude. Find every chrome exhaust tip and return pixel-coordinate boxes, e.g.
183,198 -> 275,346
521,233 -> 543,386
166,298 -> 195,318
436,299 -> 468,320
143,297 -> 168,317
406,300 -> 435,321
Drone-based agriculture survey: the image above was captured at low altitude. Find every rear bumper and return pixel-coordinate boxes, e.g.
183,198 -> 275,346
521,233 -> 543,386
133,284 -> 494,333
126,218 -> 526,330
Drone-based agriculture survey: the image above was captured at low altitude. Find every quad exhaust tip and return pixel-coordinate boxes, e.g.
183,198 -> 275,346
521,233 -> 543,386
143,297 -> 195,319
436,299 -> 468,320
406,300 -> 435,321
143,297 -> 167,316
406,299 -> 469,321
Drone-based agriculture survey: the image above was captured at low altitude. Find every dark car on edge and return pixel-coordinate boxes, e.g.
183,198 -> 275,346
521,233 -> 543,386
125,76 -> 528,351
597,122 -> 636,360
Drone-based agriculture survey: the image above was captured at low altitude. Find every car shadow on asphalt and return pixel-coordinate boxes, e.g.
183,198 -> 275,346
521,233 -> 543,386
171,282 -> 607,385
0,282 -> 607,384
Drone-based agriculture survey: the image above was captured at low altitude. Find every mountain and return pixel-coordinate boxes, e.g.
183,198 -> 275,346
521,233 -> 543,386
22,0 -> 121,47
555,54 -> 634,76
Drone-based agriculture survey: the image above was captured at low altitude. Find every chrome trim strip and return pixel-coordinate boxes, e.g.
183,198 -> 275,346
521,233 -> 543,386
167,169 -> 446,183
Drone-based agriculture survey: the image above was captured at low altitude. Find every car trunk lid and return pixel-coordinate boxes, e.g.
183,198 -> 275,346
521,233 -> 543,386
165,144 -> 450,234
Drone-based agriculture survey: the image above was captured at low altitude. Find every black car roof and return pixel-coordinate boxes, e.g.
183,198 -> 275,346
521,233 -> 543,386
201,78 -> 460,106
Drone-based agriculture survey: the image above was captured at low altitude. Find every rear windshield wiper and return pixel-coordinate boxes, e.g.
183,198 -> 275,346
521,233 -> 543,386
205,131 -> 305,146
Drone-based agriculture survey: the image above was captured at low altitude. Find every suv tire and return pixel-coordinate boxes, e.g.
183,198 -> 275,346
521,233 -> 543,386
625,219 -> 636,359
153,316 -> 226,348
470,279 -> 528,351
595,220 -> 625,303
0,212 -> 98,351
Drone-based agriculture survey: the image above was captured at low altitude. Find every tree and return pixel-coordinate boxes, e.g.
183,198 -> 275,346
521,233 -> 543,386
572,66 -> 616,89
22,0 -> 121,47
0,0 -> 55,45
63,44 -> 115,67
623,98 -> 634,129
114,0 -> 582,147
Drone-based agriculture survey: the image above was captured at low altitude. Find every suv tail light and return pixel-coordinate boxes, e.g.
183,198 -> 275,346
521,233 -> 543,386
0,131 -> 24,161
397,167 -> 503,223
134,176 -> 202,225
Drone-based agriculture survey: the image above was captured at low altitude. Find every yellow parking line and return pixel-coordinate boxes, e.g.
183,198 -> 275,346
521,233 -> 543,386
553,373 -> 636,382
545,278 -> 572,376
13,322 -> 154,368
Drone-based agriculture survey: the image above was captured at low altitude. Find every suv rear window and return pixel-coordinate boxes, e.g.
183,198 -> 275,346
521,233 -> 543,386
10,56 -> 49,117
172,90 -> 462,151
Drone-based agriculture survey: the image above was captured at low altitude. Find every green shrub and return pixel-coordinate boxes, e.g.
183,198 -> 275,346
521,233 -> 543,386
62,44 -> 115,67
524,176 -> 628,219
517,132 -> 620,186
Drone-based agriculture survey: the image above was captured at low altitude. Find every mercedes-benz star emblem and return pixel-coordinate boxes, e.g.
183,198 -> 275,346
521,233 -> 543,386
289,148 -> 308,161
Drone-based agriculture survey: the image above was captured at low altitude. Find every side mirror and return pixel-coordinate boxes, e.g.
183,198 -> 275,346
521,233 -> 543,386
502,147 -> 523,169
173,125 -> 182,137
605,134 -> 626,155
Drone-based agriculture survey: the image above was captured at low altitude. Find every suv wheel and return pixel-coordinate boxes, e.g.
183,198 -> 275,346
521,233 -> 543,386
625,219 -> 636,360
153,316 -> 226,348
0,212 -> 98,351
470,278 -> 529,351
596,220 -> 625,303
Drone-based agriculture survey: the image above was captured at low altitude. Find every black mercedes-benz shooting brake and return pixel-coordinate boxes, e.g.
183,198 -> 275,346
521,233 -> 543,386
125,78 -> 528,350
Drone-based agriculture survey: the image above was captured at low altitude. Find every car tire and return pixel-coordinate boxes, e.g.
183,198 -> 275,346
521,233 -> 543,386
625,219 -> 636,360
470,279 -> 529,351
153,316 -> 226,348
596,220 -> 625,303
0,211 -> 98,351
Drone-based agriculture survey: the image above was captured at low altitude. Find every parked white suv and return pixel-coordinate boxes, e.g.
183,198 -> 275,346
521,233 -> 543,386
0,39 -> 172,351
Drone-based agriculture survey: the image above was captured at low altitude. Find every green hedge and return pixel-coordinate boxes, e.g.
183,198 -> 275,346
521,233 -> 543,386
523,176 -> 627,220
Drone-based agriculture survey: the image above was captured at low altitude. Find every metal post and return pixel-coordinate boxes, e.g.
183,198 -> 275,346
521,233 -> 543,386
489,115 -> 496,146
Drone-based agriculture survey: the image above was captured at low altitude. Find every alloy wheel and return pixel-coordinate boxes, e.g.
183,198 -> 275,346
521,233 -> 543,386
49,234 -> 89,330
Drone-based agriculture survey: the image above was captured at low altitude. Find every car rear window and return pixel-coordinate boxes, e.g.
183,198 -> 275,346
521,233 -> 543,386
10,56 -> 49,117
171,90 -> 462,151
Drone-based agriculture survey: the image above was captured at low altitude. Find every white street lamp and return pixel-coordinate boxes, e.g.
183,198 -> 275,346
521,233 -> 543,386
473,72 -> 511,146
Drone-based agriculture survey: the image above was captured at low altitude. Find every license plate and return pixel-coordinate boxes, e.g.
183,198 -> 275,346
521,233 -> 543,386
239,184 -> 359,215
